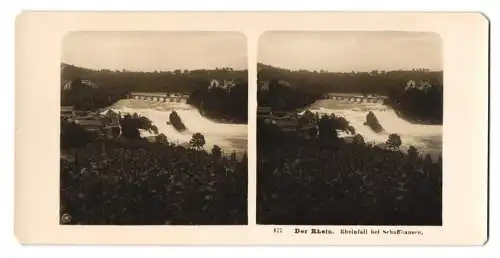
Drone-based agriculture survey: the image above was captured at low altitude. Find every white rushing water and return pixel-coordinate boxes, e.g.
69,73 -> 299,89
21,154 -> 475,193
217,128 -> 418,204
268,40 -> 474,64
303,99 -> 442,157
106,99 -> 248,155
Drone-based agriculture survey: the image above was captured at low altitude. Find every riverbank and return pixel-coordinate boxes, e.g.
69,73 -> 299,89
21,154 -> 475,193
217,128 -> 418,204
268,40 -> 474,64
198,109 -> 248,125
393,109 -> 443,126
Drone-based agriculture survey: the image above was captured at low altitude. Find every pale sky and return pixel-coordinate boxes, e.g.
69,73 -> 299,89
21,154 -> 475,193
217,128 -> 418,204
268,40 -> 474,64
259,31 -> 442,72
62,31 -> 247,71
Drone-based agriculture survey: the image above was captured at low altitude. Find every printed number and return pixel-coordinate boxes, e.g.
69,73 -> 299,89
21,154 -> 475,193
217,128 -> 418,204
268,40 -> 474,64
273,227 -> 283,234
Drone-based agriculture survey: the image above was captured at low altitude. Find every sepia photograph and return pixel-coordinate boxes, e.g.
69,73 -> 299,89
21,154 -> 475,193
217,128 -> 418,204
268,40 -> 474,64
59,31 -> 248,225
15,12 -> 487,245
257,31 -> 443,225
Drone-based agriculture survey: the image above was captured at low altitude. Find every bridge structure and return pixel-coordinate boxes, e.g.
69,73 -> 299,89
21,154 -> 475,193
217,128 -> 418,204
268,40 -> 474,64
326,93 -> 388,104
128,92 -> 189,103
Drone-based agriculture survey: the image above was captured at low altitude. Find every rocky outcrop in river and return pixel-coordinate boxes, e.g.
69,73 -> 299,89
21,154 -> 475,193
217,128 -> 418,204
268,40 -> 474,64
169,110 -> 187,132
364,111 -> 384,133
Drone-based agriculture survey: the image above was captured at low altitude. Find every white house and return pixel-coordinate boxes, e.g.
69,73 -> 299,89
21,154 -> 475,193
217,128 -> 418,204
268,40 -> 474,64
208,79 -> 236,91
62,79 -> 99,90
259,80 -> 270,91
405,79 -> 433,92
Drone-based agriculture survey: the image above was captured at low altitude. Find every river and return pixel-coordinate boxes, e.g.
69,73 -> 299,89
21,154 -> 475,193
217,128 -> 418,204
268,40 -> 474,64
303,99 -> 442,158
103,98 -> 440,159
105,99 -> 248,156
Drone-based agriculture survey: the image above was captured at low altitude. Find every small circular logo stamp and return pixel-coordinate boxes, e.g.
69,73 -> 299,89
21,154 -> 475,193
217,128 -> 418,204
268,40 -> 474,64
61,213 -> 72,224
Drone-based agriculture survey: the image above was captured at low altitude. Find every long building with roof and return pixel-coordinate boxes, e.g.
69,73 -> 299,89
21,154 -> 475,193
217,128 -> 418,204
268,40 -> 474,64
128,92 -> 188,103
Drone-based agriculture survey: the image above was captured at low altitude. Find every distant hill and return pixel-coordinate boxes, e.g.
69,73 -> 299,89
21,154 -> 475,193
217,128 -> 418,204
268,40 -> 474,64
257,63 -> 442,96
61,63 -> 248,94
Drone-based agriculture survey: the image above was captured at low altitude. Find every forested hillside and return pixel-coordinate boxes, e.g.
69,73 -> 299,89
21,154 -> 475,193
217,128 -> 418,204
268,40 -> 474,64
61,63 -> 248,122
257,63 -> 443,124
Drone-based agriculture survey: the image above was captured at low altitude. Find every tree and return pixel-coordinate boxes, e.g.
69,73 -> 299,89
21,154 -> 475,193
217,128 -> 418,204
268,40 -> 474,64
353,134 -> 365,145
119,113 -> 158,139
408,145 -> 418,160
211,145 -> 222,157
257,119 -> 282,147
347,125 -> 356,135
386,133 -> 402,149
137,116 -> 158,135
241,151 -> 248,164
60,120 -> 94,149
151,125 -> 159,135
156,133 -> 168,145
110,126 -> 121,138
318,114 -> 335,139
308,126 -> 318,139
190,133 -> 206,150
317,113 -> 356,140
119,114 -> 141,139
298,110 -> 316,127
425,154 -> 433,164
333,116 -> 356,135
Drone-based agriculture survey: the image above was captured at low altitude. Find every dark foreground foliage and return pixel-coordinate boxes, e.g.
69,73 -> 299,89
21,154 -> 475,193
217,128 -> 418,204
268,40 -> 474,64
60,120 -> 96,149
257,117 -> 442,225
257,140 -> 442,225
60,139 -> 247,225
